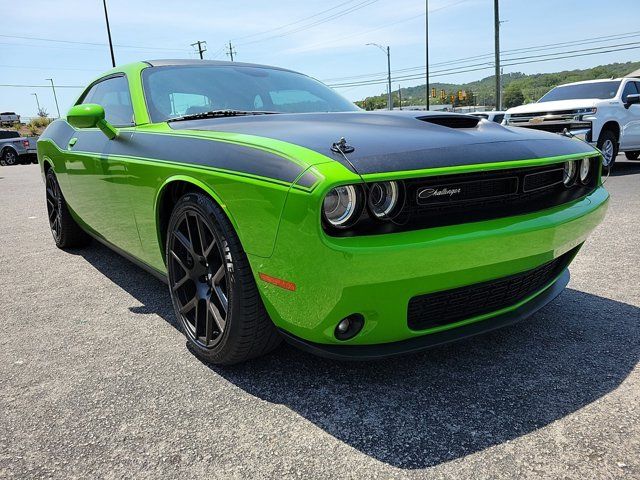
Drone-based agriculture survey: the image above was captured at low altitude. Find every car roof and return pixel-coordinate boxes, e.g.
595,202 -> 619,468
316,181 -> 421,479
144,59 -> 299,74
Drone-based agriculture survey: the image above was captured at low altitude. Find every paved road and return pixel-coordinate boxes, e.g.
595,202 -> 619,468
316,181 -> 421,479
1,159 -> 639,479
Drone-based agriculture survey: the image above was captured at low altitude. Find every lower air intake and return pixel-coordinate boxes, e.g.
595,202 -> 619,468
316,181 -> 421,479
407,246 -> 579,331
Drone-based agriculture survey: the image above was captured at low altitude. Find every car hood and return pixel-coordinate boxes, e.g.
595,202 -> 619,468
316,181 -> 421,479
507,99 -> 599,114
169,111 -> 597,175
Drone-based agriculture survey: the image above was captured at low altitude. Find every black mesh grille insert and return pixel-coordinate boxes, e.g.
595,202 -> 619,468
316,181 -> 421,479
407,246 -> 578,331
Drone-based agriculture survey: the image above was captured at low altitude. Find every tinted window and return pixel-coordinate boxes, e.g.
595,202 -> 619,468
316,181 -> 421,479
142,65 -> 359,122
0,130 -> 20,139
80,76 -> 134,126
493,114 -> 505,123
539,81 -> 621,102
621,81 -> 639,102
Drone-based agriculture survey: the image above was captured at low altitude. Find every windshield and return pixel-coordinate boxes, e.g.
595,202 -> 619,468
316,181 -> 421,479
539,81 -> 621,102
143,65 -> 359,122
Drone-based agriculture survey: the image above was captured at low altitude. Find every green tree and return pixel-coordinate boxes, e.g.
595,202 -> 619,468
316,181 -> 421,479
503,84 -> 525,108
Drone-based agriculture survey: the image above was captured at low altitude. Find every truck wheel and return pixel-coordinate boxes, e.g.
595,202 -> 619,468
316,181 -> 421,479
166,192 -> 281,365
2,149 -> 18,166
597,130 -> 618,172
45,169 -> 91,248
625,151 -> 640,161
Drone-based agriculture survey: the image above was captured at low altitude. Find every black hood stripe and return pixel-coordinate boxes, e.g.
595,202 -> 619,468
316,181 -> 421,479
38,120 -> 304,184
169,112 -> 598,175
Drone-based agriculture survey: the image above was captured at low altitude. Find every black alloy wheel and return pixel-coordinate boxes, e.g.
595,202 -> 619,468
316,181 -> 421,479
166,192 -> 281,365
168,208 -> 229,349
46,170 -> 62,243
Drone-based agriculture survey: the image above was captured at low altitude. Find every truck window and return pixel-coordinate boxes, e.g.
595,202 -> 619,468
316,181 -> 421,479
539,81 -> 621,102
0,130 -> 20,139
621,82 -> 639,102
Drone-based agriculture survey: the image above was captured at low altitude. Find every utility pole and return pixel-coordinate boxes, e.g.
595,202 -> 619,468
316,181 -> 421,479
366,43 -> 392,110
494,0 -> 501,110
226,41 -> 237,61
31,93 -> 41,115
102,0 -> 116,68
45,78 -> 60,118
398,84 -> 402,110
425,0 -> 430,111
191,40 -> 207,59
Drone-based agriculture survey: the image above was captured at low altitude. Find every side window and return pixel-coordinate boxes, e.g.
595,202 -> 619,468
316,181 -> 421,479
621,81 -> 639,102
80,76 -> 134,126
493,114 -> 505,123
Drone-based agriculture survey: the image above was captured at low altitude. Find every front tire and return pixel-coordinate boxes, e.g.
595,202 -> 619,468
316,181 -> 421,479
597,129 -> 618,172
625,151 -> 640,161
166,192 -> 281,365
45,169 -> 90,248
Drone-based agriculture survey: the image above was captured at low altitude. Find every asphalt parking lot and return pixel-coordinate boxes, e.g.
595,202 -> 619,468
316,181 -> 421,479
1,159 -> 639,479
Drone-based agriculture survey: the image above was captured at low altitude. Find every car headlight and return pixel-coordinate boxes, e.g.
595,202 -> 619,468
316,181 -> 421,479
563,161 -> 577,186
574,107 -> 597,115
579,158 -> 591,183
368,181 -> 400,219
322,185 -> 361,228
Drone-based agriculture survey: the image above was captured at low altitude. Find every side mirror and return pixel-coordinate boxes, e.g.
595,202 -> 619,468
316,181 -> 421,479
624,93 -> 640,109
66,103 -> 118,139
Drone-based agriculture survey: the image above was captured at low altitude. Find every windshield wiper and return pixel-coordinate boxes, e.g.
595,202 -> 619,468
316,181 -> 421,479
167,110 -> 281,123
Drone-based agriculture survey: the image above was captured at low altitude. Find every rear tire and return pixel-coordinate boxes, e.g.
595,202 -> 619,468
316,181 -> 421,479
2,149 -> 18,166
597,129 -> 618,172
45,169 -> 90,248
166,192 -> 281,365
625,151 -> 640,161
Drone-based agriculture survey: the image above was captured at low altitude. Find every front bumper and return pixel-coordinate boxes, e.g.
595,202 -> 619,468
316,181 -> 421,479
279,269 -> 570,360
250,184 -> 608,347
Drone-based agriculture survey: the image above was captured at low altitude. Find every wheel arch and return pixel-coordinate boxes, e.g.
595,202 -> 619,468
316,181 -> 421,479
1,145 -> 18,158
155,176 -> 240,265
599,120 -> 620,141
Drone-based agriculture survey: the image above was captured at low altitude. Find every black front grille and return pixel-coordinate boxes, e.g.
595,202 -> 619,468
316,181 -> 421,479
407,246 -> 578,331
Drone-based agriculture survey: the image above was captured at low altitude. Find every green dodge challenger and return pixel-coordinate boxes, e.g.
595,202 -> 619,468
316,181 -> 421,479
38,59 -> 609,364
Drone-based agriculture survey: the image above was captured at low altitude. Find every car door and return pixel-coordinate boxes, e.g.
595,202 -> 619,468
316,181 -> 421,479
619,81 -> 640,149
64,75 -> 143,257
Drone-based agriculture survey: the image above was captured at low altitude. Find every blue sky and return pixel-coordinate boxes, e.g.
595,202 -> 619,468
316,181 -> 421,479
1,0 -> 639,118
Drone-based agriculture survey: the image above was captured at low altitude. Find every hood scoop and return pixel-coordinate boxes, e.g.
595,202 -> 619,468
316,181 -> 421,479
417,115 -> 480,129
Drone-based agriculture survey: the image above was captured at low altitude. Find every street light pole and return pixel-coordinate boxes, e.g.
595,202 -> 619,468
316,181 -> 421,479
31,93 -> 41,114
103,0 -> 116,67
367,43 -> 392,110
46,78 -> 61,118
425,0 -> 430,111
494,0 -> 501,110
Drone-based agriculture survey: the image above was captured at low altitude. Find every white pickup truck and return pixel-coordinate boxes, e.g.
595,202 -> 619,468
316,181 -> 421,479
504,77 -> 640,169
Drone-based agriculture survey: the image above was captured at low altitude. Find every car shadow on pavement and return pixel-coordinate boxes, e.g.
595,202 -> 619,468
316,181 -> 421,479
79,242 -> 640,470
609,160 -> 640,177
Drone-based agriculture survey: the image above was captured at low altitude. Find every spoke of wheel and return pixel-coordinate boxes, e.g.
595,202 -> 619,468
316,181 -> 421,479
207,298 -> 225,335
195,214 -> 208,258
171,273 -> 189,292
179,296 -> 198,315
170,250 -> 189,276
173,229 -> 195,257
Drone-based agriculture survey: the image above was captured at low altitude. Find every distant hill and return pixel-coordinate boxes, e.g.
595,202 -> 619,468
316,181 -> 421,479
356,61 -> 640,110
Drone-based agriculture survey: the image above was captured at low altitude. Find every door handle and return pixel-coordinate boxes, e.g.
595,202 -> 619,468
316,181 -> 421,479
67,137 -> 78,150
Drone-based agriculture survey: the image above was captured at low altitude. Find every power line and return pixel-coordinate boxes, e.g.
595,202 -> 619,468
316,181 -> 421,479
191,40 -> 207,59
0,84 -> 84,88
322,30 -> 640,84
231,0 -> 359,42
0,33 -> 190,52
327,44 -> 640,88
226,42 -> 237,61
236,0 -> 379,46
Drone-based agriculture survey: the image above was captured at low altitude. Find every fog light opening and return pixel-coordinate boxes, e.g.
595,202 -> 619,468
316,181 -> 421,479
334,314 -> 364,341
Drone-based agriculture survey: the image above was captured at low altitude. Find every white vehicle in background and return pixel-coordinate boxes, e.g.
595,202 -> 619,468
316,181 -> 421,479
504,77 -> 640,169
0,112 -> 20,126
470,110 -> 506,124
